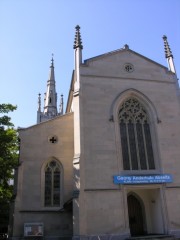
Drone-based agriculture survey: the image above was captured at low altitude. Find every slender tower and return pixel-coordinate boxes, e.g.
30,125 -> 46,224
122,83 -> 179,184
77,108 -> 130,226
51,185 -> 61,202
163,35 -> 176,74
37,55 -> 63,123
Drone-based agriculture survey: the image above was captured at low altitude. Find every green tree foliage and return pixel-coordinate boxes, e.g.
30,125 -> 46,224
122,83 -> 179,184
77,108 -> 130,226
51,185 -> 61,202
0,104 -> 18,233
0,104 -> 18,200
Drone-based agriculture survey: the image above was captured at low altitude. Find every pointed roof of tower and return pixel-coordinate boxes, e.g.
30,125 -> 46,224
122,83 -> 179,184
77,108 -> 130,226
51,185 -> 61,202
43,55 -> 57,116
51,54 -> 54,66
163,35 -> 173,58
73,25 -> 83,49
49,53 -> 55,81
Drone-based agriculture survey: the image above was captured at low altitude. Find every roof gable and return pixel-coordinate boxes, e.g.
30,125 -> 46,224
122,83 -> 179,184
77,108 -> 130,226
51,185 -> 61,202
83,47 -> 167,70
80,47 -> 175,82
18,112 -> 73,132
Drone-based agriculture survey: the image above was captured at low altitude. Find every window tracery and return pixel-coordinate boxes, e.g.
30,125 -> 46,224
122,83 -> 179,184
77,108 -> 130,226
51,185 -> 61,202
119,98 -> 155,170
44,160 -> 61,207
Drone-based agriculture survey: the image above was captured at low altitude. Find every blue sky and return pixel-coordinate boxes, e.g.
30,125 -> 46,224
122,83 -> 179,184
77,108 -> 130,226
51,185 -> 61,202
0,0 -> 180,128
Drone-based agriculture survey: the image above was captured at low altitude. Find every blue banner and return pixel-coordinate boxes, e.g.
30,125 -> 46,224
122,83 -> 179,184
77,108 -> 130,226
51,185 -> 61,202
114,174 -> 173,184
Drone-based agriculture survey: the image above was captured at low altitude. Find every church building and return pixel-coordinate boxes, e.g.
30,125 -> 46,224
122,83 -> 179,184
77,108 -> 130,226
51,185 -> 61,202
10,26 -> 180,240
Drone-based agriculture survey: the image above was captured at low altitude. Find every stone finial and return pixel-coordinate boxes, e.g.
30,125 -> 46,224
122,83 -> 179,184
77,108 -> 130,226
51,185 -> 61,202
51,53 -> 54,67
163,35 -> 173,58
49,54 -> 55,81
124,44 -> 129,50
73,25 -> 83,49
59,94 -> 64,115
38,93 -> 41,112
162,35 -> 176,74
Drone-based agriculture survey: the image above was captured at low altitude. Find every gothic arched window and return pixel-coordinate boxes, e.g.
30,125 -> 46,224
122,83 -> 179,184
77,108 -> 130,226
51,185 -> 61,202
44,160 -> 61,207
119,98 -> 155,170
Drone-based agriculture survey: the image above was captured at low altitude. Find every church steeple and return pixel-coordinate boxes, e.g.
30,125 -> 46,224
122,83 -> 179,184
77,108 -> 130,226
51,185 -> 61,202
43,54 -> 57,116
163,35 -> 176,74
37,55 -> 63,124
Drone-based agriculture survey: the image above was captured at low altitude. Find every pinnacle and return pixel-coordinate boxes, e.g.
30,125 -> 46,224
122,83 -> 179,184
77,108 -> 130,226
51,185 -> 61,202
75,25 -> 80,31
51,53 -> 54,67
73,25 -> 83,49
162,35 -> 173,59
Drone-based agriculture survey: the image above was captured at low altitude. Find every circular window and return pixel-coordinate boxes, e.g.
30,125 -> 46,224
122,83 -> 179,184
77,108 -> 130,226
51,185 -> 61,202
124,63 -> 134,73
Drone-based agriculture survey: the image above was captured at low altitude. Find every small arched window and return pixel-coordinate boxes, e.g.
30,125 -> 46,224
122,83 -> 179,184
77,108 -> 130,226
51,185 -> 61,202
44,160 -> 61,207
119,98 -> 155,170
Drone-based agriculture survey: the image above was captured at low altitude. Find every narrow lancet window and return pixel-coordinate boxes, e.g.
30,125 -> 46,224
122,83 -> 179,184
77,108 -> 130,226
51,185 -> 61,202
45,160 -> 61,206
119,98 -> 155,170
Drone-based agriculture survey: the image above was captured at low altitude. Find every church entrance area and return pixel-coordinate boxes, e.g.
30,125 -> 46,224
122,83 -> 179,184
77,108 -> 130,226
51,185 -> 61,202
128,194 -> 144,236
127,188 -> 165,237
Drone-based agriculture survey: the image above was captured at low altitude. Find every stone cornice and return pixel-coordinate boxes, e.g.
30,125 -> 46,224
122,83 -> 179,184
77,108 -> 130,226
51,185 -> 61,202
80,74 -> 176,84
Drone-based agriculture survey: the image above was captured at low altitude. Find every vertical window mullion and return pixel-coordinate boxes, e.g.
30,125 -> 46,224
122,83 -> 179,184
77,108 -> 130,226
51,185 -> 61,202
126,122 -> 132,170
120,122 -> 131,170
53,170 -> 60,206
136,123 -> 147,169
142,123 -> 149,169
51,170 -> 54,206
128,122 -> 138,170
45,169 -> 52,206
134,122 -> 141,169
144,123 -> 155,169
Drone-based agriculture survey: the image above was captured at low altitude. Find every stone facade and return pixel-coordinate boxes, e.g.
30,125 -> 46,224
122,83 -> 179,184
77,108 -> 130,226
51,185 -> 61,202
10,27 -> 180,240
11,114 -> 74,239
71,47 -> 180,239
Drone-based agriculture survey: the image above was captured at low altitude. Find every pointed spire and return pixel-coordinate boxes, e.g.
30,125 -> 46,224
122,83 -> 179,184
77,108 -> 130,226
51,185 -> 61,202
73,25 -> 83,49
59,94 -> 64,115
163,35 -> 173,58
49,53 -> 55,81
51,53 -> 54,67
37,55 -> 62,123
43,55 -> 57,116
38,93 -> 41,112
162,35 -> 176,74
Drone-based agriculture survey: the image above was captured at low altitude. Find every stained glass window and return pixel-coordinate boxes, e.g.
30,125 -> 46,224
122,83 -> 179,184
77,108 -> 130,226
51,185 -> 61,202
45,160 -> 61,207
119,98 -> 155,170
